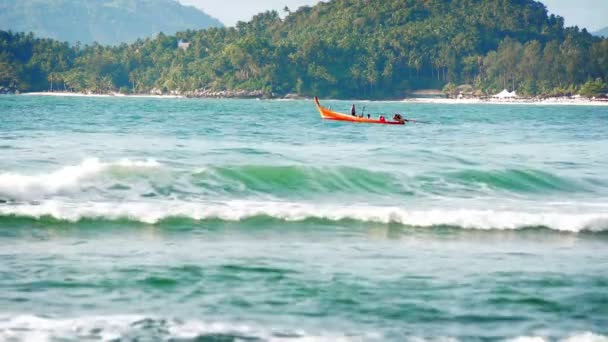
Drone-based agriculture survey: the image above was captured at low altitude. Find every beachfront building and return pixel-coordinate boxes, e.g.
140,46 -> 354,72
178,40 -> 190,51
493,89 -> 517,99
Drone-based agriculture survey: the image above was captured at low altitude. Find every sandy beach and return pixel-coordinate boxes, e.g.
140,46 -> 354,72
402,97 -> 608,106
17,91 -> 608,106
21,92 -> 185,99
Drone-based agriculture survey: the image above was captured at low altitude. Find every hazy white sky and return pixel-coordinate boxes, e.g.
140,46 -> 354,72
542,0 -> 607,31
179,0 -> 318,26
179,0 -> 607,31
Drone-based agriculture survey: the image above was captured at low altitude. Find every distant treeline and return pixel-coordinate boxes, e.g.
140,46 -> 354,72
1,0 -> 607,98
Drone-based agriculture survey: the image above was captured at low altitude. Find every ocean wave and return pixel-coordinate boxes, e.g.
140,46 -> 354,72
194,164 -> 408,196
444,169 -> 590,193
0,315 -> 605,341
0,315 -> 361,341
508,333 -> 608,342
1,200 -> 607,232
1,159 -> 601,203
197,165 -> 599,196
0,158 -> 162,200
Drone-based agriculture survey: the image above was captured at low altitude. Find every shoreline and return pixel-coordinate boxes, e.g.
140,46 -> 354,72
15,91 -> 608,106
401,97 -> 608,106
21,92 -> 185,99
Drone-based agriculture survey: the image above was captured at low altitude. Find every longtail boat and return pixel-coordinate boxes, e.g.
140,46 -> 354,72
314,96 -> 405,125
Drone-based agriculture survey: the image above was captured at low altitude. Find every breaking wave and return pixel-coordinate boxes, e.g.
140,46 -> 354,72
0,159 -> 602,203
1,159 -> 607,233
0,158 -> 161,200
0,315 -> 605,342
1,200 -> 607,232
0,315 -> 361,341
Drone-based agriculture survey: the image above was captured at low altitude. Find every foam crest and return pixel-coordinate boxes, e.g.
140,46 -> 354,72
0,315 -> 359,341
1,200 -> 607,232
0,315 -> 605,341
508,333 -> 608,342
0,158 -> 161,200
562,333 -> 608,342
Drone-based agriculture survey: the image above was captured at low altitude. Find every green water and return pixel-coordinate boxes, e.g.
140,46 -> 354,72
0,95 -> 607,341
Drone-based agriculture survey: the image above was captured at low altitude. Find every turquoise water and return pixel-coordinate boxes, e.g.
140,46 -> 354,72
1,95 -> 607,341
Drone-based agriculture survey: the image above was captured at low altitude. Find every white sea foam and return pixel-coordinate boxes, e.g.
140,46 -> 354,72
1,200 -> 607,232
408,337 -> 460,342
0,315 -> 361,341
562,332 -> 608,342
509,337 -> 547,342
0,158 -> 161,200
0,315 -> 605,341
22,92 -> 185,98
508,333 -> 608,342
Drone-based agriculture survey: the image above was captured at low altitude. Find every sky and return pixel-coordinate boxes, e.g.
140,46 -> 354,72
179,0 -> 608,32
542,0 -> 607,31
179,0 -> 319,26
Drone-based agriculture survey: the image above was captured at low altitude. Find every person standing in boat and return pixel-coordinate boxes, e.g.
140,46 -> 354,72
351,104 -> 356,116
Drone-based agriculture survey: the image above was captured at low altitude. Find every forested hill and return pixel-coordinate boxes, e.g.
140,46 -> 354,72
0,0 -> 223,45
594,27 -> 608,38
1,0 -> 607,98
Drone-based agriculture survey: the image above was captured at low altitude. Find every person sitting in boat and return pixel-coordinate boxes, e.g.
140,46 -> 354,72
351,104 -> 356,116
379,115 -> 386,122
367,114 -> 370,119
393,114 -> 405,123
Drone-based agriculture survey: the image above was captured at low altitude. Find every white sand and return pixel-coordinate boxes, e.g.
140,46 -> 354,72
402,97 -> 608,106
22,92 -> 184,99
19,92 -> 608,106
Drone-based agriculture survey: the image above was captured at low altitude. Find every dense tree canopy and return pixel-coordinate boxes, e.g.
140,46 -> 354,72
1,0 -> 607,98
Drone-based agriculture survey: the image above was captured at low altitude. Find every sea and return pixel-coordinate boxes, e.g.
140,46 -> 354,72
0,95 -> 607,341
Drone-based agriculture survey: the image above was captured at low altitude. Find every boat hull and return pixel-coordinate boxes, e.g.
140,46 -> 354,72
314,97 -> 404,125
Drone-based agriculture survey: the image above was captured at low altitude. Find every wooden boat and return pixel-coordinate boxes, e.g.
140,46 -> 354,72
314,97 -> 405,125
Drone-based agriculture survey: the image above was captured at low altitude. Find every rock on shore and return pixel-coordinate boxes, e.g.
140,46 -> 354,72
151,88 -> 270,99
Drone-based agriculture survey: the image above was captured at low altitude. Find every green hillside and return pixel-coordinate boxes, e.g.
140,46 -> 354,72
1,0 -> 607,98
0,0 -> 223,45
594,27 -> 608,38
